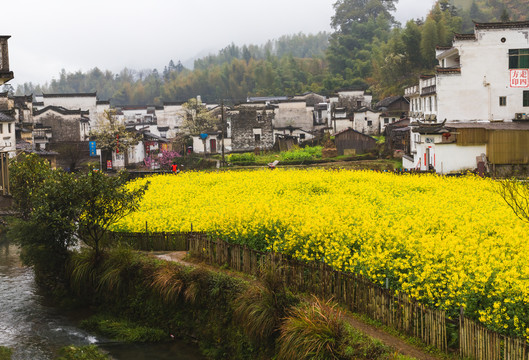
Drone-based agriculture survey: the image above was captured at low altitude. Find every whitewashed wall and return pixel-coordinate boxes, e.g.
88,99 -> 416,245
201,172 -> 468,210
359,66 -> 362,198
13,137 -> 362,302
437,27 -> 529,122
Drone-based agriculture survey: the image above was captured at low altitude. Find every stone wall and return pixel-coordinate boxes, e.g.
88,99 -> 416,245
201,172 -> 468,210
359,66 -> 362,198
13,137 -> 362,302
230,107 -> 274,152
41,114 -> 81,142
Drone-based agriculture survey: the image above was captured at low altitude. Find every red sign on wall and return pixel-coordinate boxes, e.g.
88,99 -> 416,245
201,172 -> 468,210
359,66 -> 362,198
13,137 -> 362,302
510,69 -> 529,88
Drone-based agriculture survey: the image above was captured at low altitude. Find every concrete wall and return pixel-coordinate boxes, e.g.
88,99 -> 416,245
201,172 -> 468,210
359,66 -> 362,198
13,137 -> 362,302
435,144 -> 487,174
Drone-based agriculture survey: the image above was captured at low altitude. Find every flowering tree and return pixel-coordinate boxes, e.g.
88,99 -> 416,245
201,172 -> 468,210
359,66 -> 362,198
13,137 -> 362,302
144,150 -> 181,170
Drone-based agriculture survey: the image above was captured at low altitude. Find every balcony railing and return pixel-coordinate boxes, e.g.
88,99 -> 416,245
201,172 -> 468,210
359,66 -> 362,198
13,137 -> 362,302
421,85 -> 437,95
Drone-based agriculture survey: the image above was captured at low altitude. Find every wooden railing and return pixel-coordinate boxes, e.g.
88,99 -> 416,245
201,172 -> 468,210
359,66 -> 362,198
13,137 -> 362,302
109,230 -> 529,359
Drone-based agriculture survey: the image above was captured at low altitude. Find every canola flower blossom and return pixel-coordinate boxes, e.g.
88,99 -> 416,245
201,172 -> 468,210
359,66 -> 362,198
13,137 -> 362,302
112,169 -> 529,339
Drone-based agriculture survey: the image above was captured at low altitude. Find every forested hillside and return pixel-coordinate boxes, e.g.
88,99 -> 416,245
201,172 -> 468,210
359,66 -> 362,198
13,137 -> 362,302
14,0 -> 526,104
452,0 -> 528,32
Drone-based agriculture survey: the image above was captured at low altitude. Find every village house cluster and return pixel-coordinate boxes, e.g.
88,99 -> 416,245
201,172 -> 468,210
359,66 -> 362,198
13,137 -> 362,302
1,20 -> 529,175
0,85 -> 408,170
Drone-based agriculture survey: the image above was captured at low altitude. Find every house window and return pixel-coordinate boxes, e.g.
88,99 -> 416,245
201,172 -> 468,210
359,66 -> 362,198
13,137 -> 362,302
253,128 -> 262,142
8,123 -> 11,133
0,124 -> 3,134
367,120 -> 372,126
524,91 -> 529,107
356,101 -> 362,107
384,118 -> 389,124
509,49 -> 529,69
257,113 -> 263,122
392,118 -> 396,122
499,96 -> 507,106
299,133 -> 305,140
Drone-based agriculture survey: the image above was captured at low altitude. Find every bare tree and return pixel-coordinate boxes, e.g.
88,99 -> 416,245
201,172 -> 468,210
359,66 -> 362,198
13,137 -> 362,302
498,178 -> 529,223
181,98 -> 219,136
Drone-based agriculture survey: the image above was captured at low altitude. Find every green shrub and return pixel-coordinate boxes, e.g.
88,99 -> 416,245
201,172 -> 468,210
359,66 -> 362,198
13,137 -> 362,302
55,345 -> 109,360
228,153 -> 256,163
280,146 -> 322,162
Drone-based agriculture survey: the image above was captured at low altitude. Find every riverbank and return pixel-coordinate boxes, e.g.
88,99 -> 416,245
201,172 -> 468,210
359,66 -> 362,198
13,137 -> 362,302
0,243 -> 206,360
63,247 -> 417,360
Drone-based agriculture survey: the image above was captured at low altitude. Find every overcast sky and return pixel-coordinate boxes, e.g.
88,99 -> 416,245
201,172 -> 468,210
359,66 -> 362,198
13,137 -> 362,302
4,0 -> 437,88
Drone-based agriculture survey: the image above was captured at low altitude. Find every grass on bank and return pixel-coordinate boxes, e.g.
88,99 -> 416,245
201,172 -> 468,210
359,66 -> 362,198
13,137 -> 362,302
80,315 -> 166,343
55,345 -> 110,360
0,347 -> 12,360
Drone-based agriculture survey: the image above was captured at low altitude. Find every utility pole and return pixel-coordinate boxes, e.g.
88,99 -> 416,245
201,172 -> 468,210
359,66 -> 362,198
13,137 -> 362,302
221,100 -> 225,167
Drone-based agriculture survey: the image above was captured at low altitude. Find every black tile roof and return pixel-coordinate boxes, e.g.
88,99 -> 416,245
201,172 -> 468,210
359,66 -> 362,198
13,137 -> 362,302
0,111 -> 14,122
42,92 -> 97,98
34,105 -> 89,116
474,21 -> 529,30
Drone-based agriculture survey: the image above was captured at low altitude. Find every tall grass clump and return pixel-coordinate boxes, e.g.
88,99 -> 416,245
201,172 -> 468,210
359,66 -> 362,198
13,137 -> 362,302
234,265 -> 299,345
277,297 -> 388,360
68,247 -> 154,301
151,262 -> 185,304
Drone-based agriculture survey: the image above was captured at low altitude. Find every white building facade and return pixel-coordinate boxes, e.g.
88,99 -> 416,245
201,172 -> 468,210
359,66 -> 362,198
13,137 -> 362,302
404,21 -> 529,173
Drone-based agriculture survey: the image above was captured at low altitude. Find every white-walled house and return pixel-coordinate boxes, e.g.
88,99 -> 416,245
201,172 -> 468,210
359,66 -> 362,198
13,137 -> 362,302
329,90 -> 375,135
353,108 -> 381,135
0,112 -> 15,154
42,93 -> 100,130
404,21 -> 529,174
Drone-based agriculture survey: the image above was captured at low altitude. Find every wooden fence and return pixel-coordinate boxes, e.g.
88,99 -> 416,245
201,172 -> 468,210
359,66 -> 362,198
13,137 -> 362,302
187,234 -> 449,351
110,230 -> 529,359
108,231 -> 188,251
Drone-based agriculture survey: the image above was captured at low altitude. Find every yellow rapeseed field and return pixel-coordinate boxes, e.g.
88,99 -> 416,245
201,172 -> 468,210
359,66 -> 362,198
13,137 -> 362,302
112,169 -> 529,339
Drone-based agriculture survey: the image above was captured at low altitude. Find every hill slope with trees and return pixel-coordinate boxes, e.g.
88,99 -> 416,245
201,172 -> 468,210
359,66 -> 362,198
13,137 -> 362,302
13,0 -> 526,104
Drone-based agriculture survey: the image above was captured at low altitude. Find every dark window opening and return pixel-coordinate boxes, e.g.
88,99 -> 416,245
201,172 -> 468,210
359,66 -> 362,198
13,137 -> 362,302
367,120 -> 372,126
254,134 -> 261,142
299,133 -> 305,140
523,91 -> 529,107
509,49 -> 529,69
384,118 -> 389,124
499,96 -> 507,106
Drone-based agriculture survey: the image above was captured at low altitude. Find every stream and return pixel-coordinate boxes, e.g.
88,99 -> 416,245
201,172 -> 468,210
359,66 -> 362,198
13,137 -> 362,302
0,242 -> 205,360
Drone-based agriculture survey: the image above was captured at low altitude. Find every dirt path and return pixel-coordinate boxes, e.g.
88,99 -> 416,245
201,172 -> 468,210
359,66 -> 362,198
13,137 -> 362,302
154,251 -> 442,360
